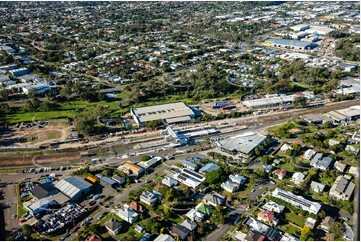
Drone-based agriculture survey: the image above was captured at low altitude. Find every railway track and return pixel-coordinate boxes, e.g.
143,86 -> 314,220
0,99 -> 358,168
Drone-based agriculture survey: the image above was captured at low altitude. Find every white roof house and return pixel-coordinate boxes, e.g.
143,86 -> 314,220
118,205 -> 139,224
303,149 -> 316,160
262,201 -> 285,214
310,181 -> 326,193
280,144 -> 293,152
154,234 -> 174,241
272,188 -> 321,214
292,172 -> 305,185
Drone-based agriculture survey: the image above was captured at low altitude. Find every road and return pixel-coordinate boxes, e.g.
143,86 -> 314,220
205,207 -> 247,241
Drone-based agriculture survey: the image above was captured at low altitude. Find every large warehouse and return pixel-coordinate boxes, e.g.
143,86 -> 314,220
264,38 -> 317,50
55,176 -> 92,201
305,26 -> 335,35
216,132 -> 268,159
131,102 -> 197,127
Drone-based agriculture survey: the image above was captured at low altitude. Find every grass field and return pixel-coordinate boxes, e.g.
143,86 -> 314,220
47,131 -> 61,139
282,224 -> 301,237
285,213 -> 305,227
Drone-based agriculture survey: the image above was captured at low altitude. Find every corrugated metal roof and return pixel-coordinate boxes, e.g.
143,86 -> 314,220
55,176 -> 92,199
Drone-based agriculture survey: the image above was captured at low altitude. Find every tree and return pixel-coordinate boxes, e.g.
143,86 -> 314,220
146,120 -> 163,130
41,100 -> 60,111
140,155 -> 151,161
330,222 -> 345,239
300,226 -> 312,240
205,169 -> 224,185
293,96 -> 307,108
22,224 -> 33,237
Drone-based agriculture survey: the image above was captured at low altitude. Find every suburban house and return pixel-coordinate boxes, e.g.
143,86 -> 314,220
170,224 -> 190,240
202,192 -> 226,207
105,219 -> 122,236
221,180 -> 240,193
346,145 -> 360,154
289,128 -> 302,136
292,172 -> 305,185
229,174 -> 247,184
180,159 -> 199,171
257,210 -> 278,226
274,169 -> 287,180
162,177 -> 179,187
244,230 -> 266,241
262,201 -> 285,214
179,220 -> 197,232
305,217 -> 317,229
199,163 -> 220,174
310,153 -> 334,171
118,205 -> 139,224
334,161 -> 347,173
140,190 -> 161,205
320,216 -> 335,232
154,234 -> 175,241
310,181 -> 326,193
86,234 -> 102,241
328,139 -> 340,146
329,176 -> 355,201
185,208 -> 205,222
129,201 -> 145,213
303,149 -> 316,160
135,224 -> 145,233
280,143 -> 293,152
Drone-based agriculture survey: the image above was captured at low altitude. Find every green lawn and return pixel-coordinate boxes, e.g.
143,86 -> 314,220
280,163 -> 296,173
17,202 -> 28,217
47,131 -> 61,139
282,224 -> 301,237
285,213 -> 305,227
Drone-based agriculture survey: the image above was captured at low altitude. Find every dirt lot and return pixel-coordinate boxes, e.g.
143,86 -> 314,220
0,152 -> 81,167
0,121 -> 71,147
200,99 -> 249,116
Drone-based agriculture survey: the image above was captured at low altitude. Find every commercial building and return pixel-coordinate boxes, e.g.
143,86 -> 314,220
118,162 -> 144,177
55,176 -> 92,201
272,188 -> 321,214
131,102 -> 196,127
26,198 -> 57,215
264,38 -> 317,50
31,183 -> 59,200
216,132 -> 267,159
99,176 -> 117,188
329,176 -> 355,201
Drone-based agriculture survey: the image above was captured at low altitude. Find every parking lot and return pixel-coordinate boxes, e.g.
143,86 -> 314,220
34,203 -> 87,236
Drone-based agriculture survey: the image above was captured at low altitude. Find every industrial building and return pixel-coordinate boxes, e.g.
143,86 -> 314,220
326,106 -> 360,123
272,188 -> 321,214
290,24 -> 310,32
216,132 -> 268,159
305,26 -> 335,35
242,94 -> 298,110
264,38 -> 317,50
55,176 -> 92,201
25,198 -> 57,215
131,102 -> 197,127
9,68 -> 29,77
31,183 -> 59,200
